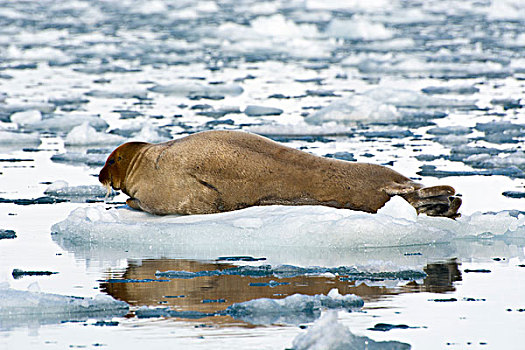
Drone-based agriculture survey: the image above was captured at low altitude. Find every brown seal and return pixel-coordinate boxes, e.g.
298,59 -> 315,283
99,130 -> 461,218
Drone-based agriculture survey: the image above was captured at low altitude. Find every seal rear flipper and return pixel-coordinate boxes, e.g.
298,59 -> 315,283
401,185 -> 462,219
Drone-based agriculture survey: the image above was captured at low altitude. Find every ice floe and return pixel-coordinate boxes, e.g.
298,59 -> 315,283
9,109 -> 42,125
64,122 -> 125,146
0,283 -> 129,329
324,17 -> 394,40
51,151 -> 108,167
305,87 -> 476,125
244,105 -> 283,117
51,196 -> 525,265
19,114 -> 109,134
0,131 -> 41,146
148,82 -> 243,99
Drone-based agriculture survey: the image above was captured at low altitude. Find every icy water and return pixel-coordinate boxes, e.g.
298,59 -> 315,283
1,0 -> 525,349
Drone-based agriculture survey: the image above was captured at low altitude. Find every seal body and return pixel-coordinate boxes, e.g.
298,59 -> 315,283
99,130 -> 461,217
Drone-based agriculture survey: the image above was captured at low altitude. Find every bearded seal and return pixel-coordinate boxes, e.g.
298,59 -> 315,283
99,130 -> 461,218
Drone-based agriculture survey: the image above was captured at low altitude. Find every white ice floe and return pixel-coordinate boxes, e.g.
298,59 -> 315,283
44,180 -> 115,198
10,109 -> 42,126
465,152 -> 525,170
244,105 -> 283,117
217,14 -> 319,41
0,283 -> 129,329
305,94 -> 399,125
324,17 -> 394,40
226,289 -> 363,325
65,122 -> 125,146
149,82 -> 243,97
306,0 -> 391,11
485,0 -> 525,20
128,124 -> 170,143
244,121 -> 354,136
21,114 -> 109,133
51,196 -> 525,264
305,87 -> 476,125
0,131 -> 41,145
0,102 -> 55,115
292,311 -> 410,350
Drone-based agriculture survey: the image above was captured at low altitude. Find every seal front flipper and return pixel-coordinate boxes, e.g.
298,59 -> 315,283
126,198 -> 143,211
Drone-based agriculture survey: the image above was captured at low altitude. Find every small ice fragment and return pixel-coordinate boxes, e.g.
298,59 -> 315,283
244,105 -> 283,116
27,282 -> 40,293
377,196 -> 417,222
324,17 -> 394,40
65,122 -> 125,146
292,311 -> 410,350
10,109 -> 42,125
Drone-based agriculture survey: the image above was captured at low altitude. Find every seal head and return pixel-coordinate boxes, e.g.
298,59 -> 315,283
99,142 -> 148,194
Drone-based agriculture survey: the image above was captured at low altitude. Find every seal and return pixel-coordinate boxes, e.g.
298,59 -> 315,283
99,130 -> 461,218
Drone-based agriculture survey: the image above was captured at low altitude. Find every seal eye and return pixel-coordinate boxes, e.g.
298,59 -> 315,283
108,159 -> 115,165
118,156 -> 122,161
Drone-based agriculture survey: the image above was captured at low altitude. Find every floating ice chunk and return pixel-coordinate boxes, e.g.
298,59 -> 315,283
378,8 -> 446,24
44,180 -> 116,198
358,56 -> 510,79
148,82 -> 243,98
250,14 -> 319,39
51,151 -> 107,167
422,85 -> 480,95
244,105 -> 283,116
364,88 -> 476,109
456,211 -> 525,237
85,89 -> 148,99
65,122 -> 125,146
10,109 -> 42,125
5,45 -> 70,63
21,114 -> 108,133
227,289 -> 363,325
292,311 -> 410,350
305,95 -> 399,125
0,286 -> 129,329
486,0 -> 525,20
0,131 -> 41,145
306,0 -> 390,11
0,102 -> 55,114
324,17 -> 394,40
465,152 -> 525,170
433,134 -> 470,146
128,124 -> 170,143
427,126 -> 472,135
217,15 -> 319,41
245,122 -> 354,136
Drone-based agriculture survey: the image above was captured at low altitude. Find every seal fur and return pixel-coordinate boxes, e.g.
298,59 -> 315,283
99,130 -> 461,218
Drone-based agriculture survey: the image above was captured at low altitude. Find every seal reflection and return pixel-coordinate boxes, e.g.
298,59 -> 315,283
100,258 -> 461,326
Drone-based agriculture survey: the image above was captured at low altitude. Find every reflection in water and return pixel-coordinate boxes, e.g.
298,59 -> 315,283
100,258 -> 461,325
